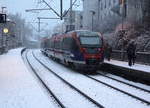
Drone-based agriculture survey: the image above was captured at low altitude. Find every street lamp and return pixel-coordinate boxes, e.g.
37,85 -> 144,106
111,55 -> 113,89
98,0 -> 101,30
90,10 -> 96,31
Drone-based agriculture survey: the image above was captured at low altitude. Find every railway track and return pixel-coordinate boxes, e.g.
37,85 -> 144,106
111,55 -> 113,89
84,75 -> 150,105
34,50 -> 150,106
96,72 -> 150,93
22,50 -> 105,108
39,49 -> 150,94
31,51 -> 105,108
23,50 -> 66,108
23,49 -> 150,108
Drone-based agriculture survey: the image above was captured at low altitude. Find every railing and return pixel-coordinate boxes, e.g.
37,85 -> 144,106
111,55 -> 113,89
111,50 -> 150,65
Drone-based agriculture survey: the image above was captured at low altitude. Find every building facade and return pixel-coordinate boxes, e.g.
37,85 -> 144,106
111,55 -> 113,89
82,0 -> 150,32
63,10 -> 83,32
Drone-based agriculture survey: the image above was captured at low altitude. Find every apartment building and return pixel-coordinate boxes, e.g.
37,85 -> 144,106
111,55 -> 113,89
82,0 -> 150,32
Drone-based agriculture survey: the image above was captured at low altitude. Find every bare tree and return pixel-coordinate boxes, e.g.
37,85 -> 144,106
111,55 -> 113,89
8,13 -> 33,47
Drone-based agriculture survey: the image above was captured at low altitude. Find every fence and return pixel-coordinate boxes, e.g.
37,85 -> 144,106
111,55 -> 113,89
111,50 -> 150,65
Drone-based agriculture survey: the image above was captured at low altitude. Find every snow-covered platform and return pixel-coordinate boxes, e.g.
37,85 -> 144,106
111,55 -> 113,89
0,48 -> 52,108
102,59 -> 150,85
105,60 -> 150,73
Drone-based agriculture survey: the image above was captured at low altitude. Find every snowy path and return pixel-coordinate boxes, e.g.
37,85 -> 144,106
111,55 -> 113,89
26,51 -> 98,108
0,48 -> 54,108
34,50 -> 150,108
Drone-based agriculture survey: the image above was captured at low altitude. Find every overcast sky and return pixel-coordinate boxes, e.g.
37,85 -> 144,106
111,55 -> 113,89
0,0 -> 82,34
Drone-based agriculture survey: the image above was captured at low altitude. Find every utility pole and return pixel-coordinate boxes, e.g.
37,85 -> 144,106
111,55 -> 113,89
60,0 -> 63,20
36,17 -> 41,41
38,18 -> 41,34
121,0 -> 127,61
1,26 -> 4,52
90,10 -> 96,31
37,17 -> 60,32
121,0 -> 127,31
122,5 -> 124,31
69,0 -> 73,31
26,0 -> 78,20
62,0 -> 78,17
98,0 -> 101,30
25,0 -> 79,34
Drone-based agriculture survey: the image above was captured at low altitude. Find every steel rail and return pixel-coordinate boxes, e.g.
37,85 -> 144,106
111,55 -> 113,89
24,50 -> 66,108
97,72 -> 150,93
84,75 -> 150,105
32,51 -> 105,108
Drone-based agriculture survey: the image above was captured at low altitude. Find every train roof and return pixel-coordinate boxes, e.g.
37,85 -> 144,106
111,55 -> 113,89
51,30 -> 102,38
68,30 -> 102,37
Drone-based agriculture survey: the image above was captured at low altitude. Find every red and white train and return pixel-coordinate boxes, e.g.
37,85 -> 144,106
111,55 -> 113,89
41,30 -> 104,71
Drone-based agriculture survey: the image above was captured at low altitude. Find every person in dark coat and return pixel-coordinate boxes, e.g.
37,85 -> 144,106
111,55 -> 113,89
126,40 -> 136,66
105,43 -> 112,61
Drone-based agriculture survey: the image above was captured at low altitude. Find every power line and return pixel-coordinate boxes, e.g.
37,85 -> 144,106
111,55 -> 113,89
42,0 -> 61,17
37,17 -> 60,19
25,8 -> 52,12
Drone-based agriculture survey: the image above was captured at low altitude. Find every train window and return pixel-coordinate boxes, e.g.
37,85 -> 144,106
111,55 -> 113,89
71,39 -> 79,51
54,40 -> 61,49
79,36 -> 102,47
78,31 -> 102,47
47,39 -> 51,48
62,37 -> 71,50
49,40 -> 51,48
62,37 -> 78,51
45,40 -> 49,49
50,40 -> 54,48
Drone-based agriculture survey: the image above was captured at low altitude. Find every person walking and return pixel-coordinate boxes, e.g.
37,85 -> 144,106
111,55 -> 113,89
105,43 -> 112,61
126,40 -> 136,66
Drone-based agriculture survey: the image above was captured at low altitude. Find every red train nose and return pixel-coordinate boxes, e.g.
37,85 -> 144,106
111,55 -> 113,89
84,54 -> 101,59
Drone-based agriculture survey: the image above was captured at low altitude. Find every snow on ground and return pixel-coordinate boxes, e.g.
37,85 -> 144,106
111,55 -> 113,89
99,72 -> 150,91
1,48 -> 149,108
105,59 -> 150,73
0,48 -> 55,108
90,74 -> 150,101
27,51 -> 97,108
35,50 -> 150,108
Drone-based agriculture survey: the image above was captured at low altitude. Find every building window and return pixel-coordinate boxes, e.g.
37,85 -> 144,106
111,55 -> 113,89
101,15 -> 103,20
101,2 -> 103,10
113,0 -> 116,3
109,0 -> 111,6
105,0 -> 106,8
80,15 -> 83,20
109,11 -> 111,16
119,0 -> 126,5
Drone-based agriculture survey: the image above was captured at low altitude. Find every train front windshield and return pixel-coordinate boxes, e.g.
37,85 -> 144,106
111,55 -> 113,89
79,36 -> 102,47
